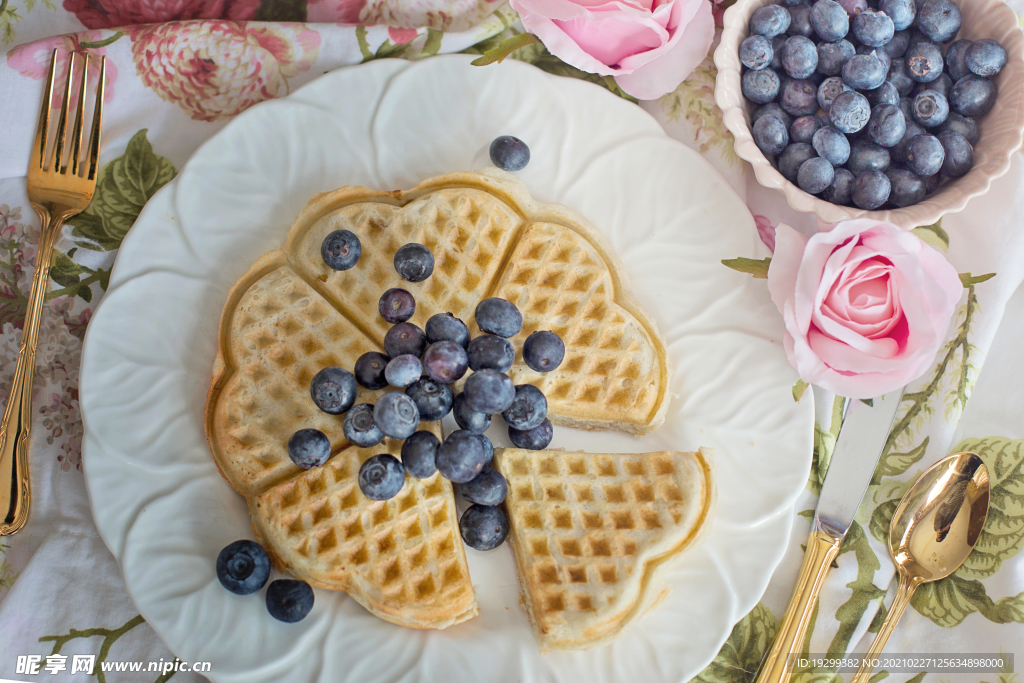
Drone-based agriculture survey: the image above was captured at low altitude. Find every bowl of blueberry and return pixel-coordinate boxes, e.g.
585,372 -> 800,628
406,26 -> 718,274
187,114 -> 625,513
715,0 -> 1024,227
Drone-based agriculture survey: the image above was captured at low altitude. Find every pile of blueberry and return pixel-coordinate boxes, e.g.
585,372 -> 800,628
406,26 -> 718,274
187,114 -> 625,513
295,228 -> 565,554
740,0 -> 1007,209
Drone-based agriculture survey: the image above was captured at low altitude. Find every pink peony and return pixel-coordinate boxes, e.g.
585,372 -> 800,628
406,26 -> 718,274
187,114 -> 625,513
130,21 -> 321,122
63,0 -> 258,30
767,219 -> 962,399
754,214 -> 776,252
6,32 -> 119,106
509,0 -> 714,100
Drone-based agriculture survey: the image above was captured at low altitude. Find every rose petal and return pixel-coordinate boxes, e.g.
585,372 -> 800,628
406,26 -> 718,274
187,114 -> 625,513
554,14 -> 667,66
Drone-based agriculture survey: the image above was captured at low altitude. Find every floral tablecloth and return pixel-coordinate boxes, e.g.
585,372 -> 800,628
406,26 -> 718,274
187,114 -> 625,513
1,1 -> 1023,681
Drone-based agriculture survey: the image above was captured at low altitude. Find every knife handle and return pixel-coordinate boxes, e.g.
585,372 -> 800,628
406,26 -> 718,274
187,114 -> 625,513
754,528 -> 842,683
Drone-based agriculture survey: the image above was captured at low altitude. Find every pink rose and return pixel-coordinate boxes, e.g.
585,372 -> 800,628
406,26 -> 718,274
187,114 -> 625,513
767,219 -> 962,399
509,0 -> 714,100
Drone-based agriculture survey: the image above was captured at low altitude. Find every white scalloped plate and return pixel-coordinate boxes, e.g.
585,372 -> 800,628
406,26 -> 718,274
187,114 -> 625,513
79,55 -> 814,683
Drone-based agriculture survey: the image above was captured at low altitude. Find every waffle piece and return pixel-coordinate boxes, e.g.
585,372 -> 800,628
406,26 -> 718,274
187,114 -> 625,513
251,430 -> 478,630
493,447 -> 716,651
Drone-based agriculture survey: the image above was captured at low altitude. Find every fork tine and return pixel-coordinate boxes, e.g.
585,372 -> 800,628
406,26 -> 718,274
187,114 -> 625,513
70,54 -> 89,177
86,56 -> 105,182
50,51 -> 76,173
29,49 -> 58,172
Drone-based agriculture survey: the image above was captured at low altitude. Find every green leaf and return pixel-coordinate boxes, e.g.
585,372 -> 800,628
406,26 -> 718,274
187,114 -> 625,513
471,32 -> 540,66
722,257 -> 771,279
693,603 -> 778,683
827,521 -> 885,656
911,573 -> 1024,627
79,31 -> 123,49
949,436 -> 1024,579
911,220 -> 949,252
254,0 -> 305,21
69,129 -> 176,252
868,672 -> 889,683
49,249 -> 87,288
871,437 -> 929,486
793,379 -> 808,402
869,495 -> 900,545
959,272 -> 997,287
421,28 -> 443,58
356,26 -> 373,60
808,396 -> 846,495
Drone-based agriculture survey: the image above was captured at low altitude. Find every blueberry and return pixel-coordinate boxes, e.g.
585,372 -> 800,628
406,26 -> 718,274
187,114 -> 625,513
778,142 -> 817,180
886,168 -> 927,206
425,313 -> 470,348
917,0 -> 961,43
945,39 -> 972,81
459,469 -> 508,507
343,404 -> 384,447
422,340 -> 469,383
912,89 -> 949,128
741,35 -> 775,70
782,36 -> 819,79
464,369 -> 516,414
916,72 -> 952,101
868,103 -> 907,147
523,330 -> 565,372
502,384 -> 548,431
938,130 -> 973,178
358,453 -> 406,500
791,115 -> 823,144
848,140 -> 891,174
824,167 -> 856,203
898,95 -> 913,120
453,392 -> 491,433
490,135 -> 530,172
787,3 -> 815,37
378,288 -> 415,324
508,418 -> 554,450
266,579 -> 314,623
460,504 -> 509,551
939,113 -> 979,145
216,540 -> 271,595
401,430 -> 439,479
817,39 -> 856,76
842,52 -> 887,90
852,9 -> 894,47
857,43 -> 891,73
887,58 -> 915,96
384,322 -> 427,358
742,68 -> 782,104
476,433 -> 494,464
881,30 -> 911,59
753,115 -> 790,156
750,4 -> 792,37
354,351 -> 390,390
405,377 -> 454,421
781,78 -> 819,116
771,34 -> 788,70
320,230 -> 361,271
836,0 -> 867,17
373,391 -> 420,439
813,126 -> 851,165
924,171 -> 942,193
950,75 -> 997,117
829,90 -> 871,133
475,298 -> 523,338
893,119 -> 926,163
467,334 -> 515,372
385,354 -> 423,388
866,81 -> 900,107
393,243 -> 434,282
810,0 -> 849,42
906,42 -> 944,83
436,430 -> 488,483
287,428 -> 331,469
753,102 -> 793,129
310,366 -> 357,415
852,169 -> 891,208
818,76 -> 852,109
879,0 -> 915,30
797,156 -> 835,194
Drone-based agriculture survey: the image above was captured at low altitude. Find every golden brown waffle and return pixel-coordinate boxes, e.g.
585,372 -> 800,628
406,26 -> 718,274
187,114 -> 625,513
492,447 -> 716,651
250,428 -> 477,629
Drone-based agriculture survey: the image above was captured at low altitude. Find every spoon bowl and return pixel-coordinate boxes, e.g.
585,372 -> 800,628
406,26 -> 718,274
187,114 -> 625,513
851,452 -> 990,683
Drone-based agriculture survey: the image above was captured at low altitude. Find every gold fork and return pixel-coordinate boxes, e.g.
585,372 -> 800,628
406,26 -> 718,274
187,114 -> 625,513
0,50 -> 105,535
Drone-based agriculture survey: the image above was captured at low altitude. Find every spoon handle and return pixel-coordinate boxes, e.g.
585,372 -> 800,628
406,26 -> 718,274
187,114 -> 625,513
851,572 -> 925,683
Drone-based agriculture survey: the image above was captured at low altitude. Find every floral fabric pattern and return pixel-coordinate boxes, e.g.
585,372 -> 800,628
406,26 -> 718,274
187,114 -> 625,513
6,32 -> 119,105
63,0 -> 258,30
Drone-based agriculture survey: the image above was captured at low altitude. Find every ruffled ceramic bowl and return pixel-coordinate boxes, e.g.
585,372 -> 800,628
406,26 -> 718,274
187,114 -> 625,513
714,0 -> 1024,228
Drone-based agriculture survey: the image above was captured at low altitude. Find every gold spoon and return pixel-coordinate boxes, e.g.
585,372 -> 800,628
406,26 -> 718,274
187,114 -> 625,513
851,451 -> 990,683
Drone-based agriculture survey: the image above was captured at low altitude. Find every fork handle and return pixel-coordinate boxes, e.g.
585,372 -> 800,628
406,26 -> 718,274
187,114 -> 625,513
0,210 -> 63,535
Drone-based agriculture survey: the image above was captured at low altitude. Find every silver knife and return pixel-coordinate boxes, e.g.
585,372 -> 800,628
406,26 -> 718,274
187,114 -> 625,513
755,390 -> 904,683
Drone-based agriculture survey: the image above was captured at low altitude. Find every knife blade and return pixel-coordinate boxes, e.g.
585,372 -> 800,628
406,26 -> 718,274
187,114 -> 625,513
754,390 -> 904,683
